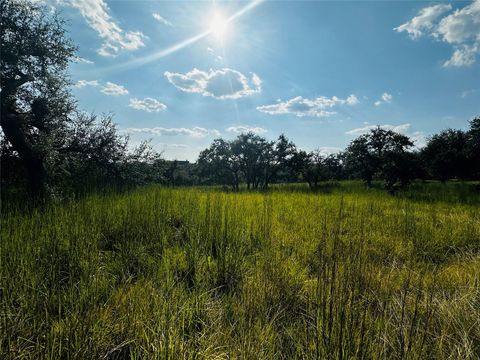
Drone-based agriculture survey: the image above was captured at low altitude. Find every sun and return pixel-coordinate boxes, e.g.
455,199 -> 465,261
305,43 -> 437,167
209,11 -> 230,41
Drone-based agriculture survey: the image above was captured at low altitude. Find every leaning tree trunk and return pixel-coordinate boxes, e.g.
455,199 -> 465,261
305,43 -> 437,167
1,99 -> 47,198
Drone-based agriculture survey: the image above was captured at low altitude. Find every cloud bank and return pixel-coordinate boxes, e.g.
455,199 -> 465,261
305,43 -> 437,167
395,1 -> 480,67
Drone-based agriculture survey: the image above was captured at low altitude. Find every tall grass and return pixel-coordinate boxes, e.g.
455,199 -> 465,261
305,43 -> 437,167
1,182 -> 479,359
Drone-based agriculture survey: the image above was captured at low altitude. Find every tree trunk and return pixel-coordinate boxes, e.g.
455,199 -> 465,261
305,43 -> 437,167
234,172 -> 239,191
1,101 -> 47,198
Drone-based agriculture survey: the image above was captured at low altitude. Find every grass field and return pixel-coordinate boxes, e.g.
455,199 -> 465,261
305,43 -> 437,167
1,182 -> 479,359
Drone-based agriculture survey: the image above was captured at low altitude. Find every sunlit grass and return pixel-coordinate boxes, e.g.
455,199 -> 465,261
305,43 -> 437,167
1,182 -> 479,359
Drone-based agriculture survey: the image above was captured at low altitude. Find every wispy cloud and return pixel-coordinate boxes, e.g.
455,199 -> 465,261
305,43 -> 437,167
152,13 -> 172,26
165,68 -> 262,99
374,92 -> 393,106
101,81 -> 129,96
65,0 -> 145,57
129,98 -> 167,112
395,1 -> 480,67
158,143 -> 189,149
75,80 -> 99,88
226,126 -> 267,135
256,94 -> 358,118
75,80 -> 129,96
127,127 -> 221,138
461,89 -> 477,98
74,57 -> 95,64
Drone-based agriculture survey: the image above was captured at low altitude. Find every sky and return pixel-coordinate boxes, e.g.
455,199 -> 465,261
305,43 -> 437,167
53,0 -> 480,161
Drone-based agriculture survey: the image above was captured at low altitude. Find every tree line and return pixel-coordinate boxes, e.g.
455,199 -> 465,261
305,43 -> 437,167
1,0 -> 479,201
197,120 -> 480,193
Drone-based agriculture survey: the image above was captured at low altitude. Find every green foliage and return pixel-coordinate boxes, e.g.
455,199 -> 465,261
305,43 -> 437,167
1,0 -> 77,196
344,127 -> 416,192
422,129 -> 470,181
197,133 -> 299,190
2,183 -> 479,359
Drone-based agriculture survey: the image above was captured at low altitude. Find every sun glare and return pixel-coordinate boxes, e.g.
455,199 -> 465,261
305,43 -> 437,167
209,11 -> 229,41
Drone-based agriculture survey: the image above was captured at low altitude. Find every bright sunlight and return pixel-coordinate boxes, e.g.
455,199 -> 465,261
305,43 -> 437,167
208,11 -> 229,41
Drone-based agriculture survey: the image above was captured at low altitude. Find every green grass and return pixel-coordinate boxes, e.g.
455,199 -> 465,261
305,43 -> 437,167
1,182 -> 479,359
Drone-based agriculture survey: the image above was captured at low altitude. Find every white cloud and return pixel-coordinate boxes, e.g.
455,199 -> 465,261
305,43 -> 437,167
129,98 -> 167,112
75,80 -> 130,97
164,68 -> 262,99
395,1 -> 480,67
436,1 -> 480,44
226,126 -> 268,135
65,0 -> 145,57
374,92 -> 393,106
127,127 -> 220,138
152,13 -> 172,26
346,94 -> 359,105
394,4 -> 452,39
74,57 -> 94,64
346,123 -> 426,147
101,81 -> 128,96
256,94 -> 358,118
75,80 -> 99,88
443,43 -> 479,67
382,92 -> 393,102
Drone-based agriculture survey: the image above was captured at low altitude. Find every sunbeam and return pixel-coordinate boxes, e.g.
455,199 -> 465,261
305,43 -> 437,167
85,0 -> 263,76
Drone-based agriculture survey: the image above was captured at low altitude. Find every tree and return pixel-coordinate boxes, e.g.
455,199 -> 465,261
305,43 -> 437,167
466,117 -> 480,179
58,113 -> 165,191
197,133 -> 300,190
322,153 -> 345,180
1,0 -> 76,197
273,134 -> 299,183
345,127 -> 415,191
345,135 -> 376,186
294,150 -> 322,188
231,132 -> 269,190
198,139 -> 240,190
421,129 -> 470,181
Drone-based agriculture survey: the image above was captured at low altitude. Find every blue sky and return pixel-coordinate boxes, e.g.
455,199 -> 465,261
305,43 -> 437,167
58,0 -> 480,161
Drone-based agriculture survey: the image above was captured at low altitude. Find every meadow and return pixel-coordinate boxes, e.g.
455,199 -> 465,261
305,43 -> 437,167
1,182 -> 479,359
